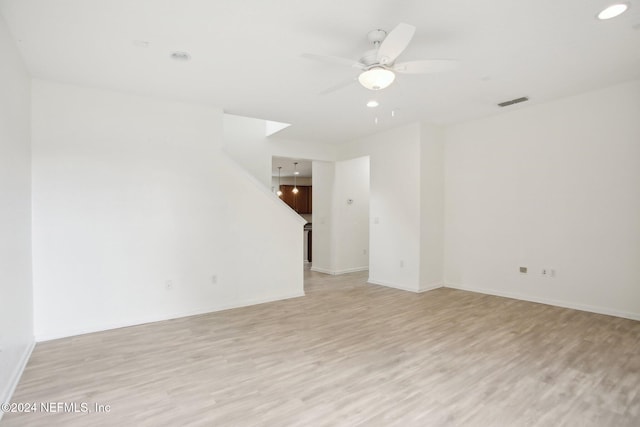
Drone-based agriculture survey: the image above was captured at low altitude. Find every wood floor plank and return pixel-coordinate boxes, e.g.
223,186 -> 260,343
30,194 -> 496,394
3,270 -> 639,426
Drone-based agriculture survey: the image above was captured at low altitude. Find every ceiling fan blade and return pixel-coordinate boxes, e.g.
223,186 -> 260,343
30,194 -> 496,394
302,53 -> 364,69
377,23 -> 416,65
393,59 -> 458,74
319,78 -> 357,95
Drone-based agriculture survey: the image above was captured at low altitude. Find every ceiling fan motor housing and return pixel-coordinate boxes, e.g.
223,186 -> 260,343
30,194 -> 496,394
367,29 -> 387,44
361,29 -> 388,66
360,49 -> 379,66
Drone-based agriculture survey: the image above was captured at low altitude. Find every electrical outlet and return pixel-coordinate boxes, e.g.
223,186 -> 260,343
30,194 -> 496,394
519,267 -> 527,274
549,269 -> 556,278
542,269 -> 548,276
165,280 -> 173,290
211,275 -> 218,285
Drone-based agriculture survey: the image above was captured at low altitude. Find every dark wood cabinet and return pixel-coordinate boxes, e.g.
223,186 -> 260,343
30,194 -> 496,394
279,185 -> 312,214
279,185 -> 294,209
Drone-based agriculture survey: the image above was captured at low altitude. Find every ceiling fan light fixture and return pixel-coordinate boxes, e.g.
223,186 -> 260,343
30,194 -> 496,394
358,67 -> 396,90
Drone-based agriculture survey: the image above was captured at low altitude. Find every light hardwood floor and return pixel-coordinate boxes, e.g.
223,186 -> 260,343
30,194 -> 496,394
3,270 -> 639,426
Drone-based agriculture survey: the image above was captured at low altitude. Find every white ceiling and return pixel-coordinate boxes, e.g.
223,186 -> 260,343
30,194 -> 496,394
1,0 -> 639,144
272,157 -> 312,178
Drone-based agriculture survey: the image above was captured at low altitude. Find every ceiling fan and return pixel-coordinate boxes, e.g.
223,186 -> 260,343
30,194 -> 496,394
303,23 -> 457,94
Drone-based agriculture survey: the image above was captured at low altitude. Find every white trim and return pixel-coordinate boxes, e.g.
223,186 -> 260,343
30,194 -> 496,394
310,266 -> 368,275
367,277 -> 442,294
35,291 -> 305,342
1,339 -> 35,419
445,283 -> 640,321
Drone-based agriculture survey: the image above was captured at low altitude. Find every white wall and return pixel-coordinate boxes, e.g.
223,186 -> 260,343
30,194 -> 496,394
31,80 -> 306,341
420,122 -> 445,291
270,138 -> 336,164
311,161 -> 335,273
444,80 -> 640,320
311,157 -> 370,275
223,114 -> 272,188
0,15 -> 33,409
331,156 -> 370,274
223,113 -> 336,187
340,124 -> 422,291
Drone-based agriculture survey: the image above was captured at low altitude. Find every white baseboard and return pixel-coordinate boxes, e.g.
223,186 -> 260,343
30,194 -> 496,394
1,339 -> 35,421
310,266 -> 368,275
35,291 -> 306,342
367,279 -> 441,293
418,282 -> 444,293
445,283 -> 640,321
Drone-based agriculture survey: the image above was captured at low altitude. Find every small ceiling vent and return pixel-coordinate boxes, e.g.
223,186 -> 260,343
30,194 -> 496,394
497,96 -> 529,107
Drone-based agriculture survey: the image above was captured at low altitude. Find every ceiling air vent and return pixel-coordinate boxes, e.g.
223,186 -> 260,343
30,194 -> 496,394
497,96 -> 529,107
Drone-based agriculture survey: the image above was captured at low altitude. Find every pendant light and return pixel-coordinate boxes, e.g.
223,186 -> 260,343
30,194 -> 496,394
292,162 -> 299,194
276,167 -> 283,197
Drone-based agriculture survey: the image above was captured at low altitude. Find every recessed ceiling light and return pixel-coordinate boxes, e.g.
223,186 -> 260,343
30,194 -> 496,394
170,51 -> 191,61
366,100 -> 379,108
597,3 -> 629,20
